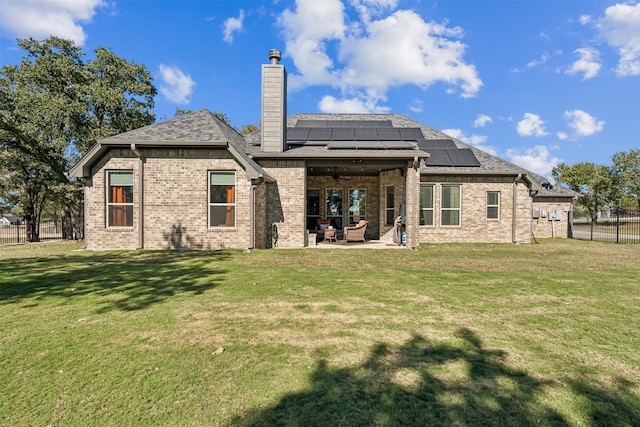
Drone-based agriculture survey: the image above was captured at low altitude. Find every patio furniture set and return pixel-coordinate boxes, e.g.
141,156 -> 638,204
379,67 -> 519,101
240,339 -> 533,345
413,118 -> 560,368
316,219 -> 368,244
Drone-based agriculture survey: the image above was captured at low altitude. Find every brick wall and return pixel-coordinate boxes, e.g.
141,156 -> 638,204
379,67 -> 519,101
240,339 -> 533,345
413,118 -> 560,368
419,175 -> 533,243
379,169 -> 405,242
532,200 -> 572,239
261,160 -> 306,247
85,148 -> 254,250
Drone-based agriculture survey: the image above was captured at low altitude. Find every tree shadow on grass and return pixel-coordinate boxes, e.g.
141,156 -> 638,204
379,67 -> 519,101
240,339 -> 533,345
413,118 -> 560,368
0,249 -> 229,312
232,328 -> 639,426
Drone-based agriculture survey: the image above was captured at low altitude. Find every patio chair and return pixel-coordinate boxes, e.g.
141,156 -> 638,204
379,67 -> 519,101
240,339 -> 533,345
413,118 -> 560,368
344,220 -> 368,242
316,219 -> 331,240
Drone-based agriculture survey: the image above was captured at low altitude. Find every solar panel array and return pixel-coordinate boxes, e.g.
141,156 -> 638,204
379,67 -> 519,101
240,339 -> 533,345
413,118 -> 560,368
286,126 -> 425,144
294,120 -> 393,128
423,149 -> 480,167
284,121 -> 481,166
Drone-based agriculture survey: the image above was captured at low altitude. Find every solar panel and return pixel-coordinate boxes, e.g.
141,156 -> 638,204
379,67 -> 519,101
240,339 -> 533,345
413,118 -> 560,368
376,128 -> 401,140
329,121 -> 357,128
308,127 -> 333,140
296,120 -> 328,127
447,148 -> 480,167
354,128 -> 378,140
331,128 -> 355,140
374,120 -> 394,128
418,139 -> 457,150
423,149 -> 453,166
286,127 -> 310,140
399,128 -> 424,140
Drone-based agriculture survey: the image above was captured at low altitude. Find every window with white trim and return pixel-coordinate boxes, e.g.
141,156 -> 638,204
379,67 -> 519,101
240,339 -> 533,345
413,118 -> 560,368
107,171 -> 133,227
385,186 -> 394,226
419,184 -> 434,226
441,184 -> 461,226
487,191 -> 500,219
209,171 -> 236,227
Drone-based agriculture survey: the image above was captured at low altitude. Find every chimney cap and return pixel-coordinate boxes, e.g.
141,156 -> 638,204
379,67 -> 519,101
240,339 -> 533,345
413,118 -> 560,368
268,49 -> 281,64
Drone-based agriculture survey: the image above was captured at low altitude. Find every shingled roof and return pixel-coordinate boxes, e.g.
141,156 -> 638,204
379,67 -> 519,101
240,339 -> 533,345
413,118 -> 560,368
244,113 -> 578,198
69,110 -> 274,181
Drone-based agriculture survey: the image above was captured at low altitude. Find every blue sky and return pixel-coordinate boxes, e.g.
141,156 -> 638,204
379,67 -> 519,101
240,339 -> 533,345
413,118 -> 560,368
1,0 -> 639,179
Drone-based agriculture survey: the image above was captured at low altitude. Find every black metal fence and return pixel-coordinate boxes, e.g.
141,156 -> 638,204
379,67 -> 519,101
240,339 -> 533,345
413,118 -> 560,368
571,211 -> 640,244
0,221 -> 64,245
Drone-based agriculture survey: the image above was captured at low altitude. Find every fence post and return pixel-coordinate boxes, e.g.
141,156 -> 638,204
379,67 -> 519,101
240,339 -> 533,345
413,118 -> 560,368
616,210 -> 620,244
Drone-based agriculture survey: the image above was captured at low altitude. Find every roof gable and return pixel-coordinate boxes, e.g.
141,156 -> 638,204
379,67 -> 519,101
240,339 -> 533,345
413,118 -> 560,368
102,109 -> 231,143
69,110 -> 274,181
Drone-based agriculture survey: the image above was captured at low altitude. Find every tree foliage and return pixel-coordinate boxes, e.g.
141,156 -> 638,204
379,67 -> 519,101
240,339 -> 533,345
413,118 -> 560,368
553,149 -> 639,220
0,37 -> 156,241
611,148 -> 640,211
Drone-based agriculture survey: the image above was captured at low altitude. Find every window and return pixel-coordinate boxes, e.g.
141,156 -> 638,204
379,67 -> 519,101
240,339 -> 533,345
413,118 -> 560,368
487,191 -> 500,219
209,171 -> 235,227
348,189 -> 366,225
325,189 -> 343,229
441,185 -> 461,226
419,184 -> 434,226
107,171 -> 133,227
306,189 -> 320,231
385,186 -> 394,226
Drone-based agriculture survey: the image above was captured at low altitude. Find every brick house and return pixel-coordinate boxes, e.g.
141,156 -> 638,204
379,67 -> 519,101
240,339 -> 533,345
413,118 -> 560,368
69,50 -> 577,250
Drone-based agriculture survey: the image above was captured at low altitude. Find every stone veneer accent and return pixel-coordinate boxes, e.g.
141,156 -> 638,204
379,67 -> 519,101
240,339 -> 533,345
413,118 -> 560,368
85,148 -> 253,250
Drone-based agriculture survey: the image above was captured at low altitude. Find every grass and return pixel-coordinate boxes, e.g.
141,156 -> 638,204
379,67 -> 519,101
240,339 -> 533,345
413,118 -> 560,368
1,240 -> 639,426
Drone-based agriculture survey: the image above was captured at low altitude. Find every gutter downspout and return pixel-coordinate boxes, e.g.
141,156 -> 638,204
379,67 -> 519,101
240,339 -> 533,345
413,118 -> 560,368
131,144 -> 144,250
249,177 -> 264,251
411,156 -> 419,250
512,174 -> 522,244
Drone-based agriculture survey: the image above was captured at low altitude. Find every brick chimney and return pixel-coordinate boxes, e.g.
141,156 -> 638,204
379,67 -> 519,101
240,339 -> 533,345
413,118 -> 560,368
261,49 -> 287,153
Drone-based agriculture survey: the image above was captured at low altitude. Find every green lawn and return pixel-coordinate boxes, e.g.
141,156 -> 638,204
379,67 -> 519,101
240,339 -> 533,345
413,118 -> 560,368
1,240 -> 638,426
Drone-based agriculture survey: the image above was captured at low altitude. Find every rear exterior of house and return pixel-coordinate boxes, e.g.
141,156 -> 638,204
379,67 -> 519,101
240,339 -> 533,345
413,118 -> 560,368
70,50 -> 577,250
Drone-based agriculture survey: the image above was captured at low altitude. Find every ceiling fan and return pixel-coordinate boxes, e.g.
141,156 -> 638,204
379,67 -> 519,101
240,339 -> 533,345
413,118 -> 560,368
332,167 -> 351,181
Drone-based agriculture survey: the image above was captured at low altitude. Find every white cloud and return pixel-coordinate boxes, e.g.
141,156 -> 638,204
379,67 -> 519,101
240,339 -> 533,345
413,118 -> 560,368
318,95 -> 390,113
473,114 -> 493,128
579,14 -> 592,25
0,0 -> 105,46
595,2 -> 640,76
511,52 -> 550,73
441,128 -> 497,156
557,131 -> 568,140
158,65 -> 196,104
223,9 -> 244,43
505,145 -> 561,177
350,0 -> 398,23
565,47 -> 601,80
277,0 -> 482,112
517,113 -> 548,137
563,109 -> 605,137
408,99 -> 423,113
